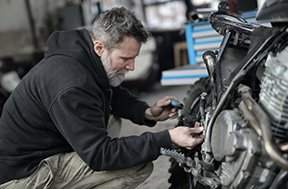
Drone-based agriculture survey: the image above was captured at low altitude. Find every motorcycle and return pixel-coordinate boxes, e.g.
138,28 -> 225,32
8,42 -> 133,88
161,1 -> 288,188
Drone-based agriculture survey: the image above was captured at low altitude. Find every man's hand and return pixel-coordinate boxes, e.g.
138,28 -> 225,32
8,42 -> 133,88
145,96 -> 179,121
168,123 -> 204,149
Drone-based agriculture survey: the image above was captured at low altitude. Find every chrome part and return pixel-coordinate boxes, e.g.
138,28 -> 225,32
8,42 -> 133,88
239,85 -> 288,170
203,51 -> 216,76
260,46 -> 288,142
211,110 -> 261,187
160,147 -> 220,188
270,170 -> 288,189
200,92 -> 207,129
202,28 -> 283,160
160,148 -> 195,170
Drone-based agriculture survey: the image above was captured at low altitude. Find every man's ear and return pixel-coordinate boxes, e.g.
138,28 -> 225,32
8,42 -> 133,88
93,40 -> 104,57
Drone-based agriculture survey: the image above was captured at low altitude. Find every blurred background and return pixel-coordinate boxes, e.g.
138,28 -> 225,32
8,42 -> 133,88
0,0 -> 263,94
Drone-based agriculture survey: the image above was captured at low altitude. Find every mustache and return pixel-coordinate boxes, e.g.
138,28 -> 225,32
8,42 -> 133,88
117,69 -> 129,75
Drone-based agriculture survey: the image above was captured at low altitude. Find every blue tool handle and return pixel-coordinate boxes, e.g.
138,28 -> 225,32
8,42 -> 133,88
170,99 -> 184,109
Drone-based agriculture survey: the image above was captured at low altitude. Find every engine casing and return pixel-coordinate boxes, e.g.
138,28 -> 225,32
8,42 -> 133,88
211,110 -> 278,188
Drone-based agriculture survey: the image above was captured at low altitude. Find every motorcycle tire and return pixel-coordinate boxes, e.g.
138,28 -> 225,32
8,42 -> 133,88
182,77 -> 210,115
168,77 -> 209,189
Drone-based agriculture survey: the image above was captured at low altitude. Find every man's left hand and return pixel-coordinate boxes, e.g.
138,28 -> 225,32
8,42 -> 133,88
145,96 -> 179,121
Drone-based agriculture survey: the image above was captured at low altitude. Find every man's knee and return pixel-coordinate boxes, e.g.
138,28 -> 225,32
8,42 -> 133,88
139,161 -> 154,178
128,162 -> 154,183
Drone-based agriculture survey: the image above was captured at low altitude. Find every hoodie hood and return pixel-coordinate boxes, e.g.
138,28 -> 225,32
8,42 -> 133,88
45,29 -> 110,90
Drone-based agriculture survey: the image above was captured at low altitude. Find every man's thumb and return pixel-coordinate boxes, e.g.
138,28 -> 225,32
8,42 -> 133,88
190,126 -> 203,134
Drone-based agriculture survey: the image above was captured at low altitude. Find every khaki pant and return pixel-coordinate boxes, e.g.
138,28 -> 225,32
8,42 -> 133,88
0,116 -> 153,189
0,152 -> 153,189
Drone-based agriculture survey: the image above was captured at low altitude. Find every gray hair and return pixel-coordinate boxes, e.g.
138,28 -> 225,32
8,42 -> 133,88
90,7 -> 149,50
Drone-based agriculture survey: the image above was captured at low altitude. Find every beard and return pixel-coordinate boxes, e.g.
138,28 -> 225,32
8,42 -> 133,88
102,55 -> 128,87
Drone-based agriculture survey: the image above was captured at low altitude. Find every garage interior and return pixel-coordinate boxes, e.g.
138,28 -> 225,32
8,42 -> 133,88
0,0 -> 265,188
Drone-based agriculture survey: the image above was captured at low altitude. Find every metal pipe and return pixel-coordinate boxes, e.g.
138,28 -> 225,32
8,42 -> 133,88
270,170 -> 288,189
238,85 -> 288,170
202,51 -> 216,76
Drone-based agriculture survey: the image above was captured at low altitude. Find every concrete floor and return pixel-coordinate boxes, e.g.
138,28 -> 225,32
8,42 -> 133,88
118,83 -> 191,189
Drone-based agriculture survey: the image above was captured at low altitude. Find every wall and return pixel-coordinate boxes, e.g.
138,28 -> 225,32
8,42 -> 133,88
0,0 -> 65,58
0,0 -> 31,57
0,0 -> 136,59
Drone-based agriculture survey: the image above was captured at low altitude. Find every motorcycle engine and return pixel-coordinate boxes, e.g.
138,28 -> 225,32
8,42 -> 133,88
259,46 -> 288,144
211,110 -> 263,188
209,46 -> 288,188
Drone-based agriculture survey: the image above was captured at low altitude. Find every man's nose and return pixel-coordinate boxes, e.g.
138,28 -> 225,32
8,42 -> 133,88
125,60 -> 135,71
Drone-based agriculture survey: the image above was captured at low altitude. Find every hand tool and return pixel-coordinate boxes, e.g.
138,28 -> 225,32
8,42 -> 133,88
170,99 -> 190,113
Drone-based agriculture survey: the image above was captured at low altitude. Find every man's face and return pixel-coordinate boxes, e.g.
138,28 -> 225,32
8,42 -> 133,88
101,37 -> 141,87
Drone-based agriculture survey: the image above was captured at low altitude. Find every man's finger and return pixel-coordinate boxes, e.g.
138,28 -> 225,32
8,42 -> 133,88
186,136 -> 204,149
193,136 -> 204,145
194,122 -> 201,127
157,96 -> 178,107
169,112 -> 178,119
189,127 -> 203,134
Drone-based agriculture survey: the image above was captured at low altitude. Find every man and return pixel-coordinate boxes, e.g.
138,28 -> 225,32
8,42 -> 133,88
0,7 -> 203,189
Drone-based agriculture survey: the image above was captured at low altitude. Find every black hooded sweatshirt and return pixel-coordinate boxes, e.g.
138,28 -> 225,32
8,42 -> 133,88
0,29 -> 172,184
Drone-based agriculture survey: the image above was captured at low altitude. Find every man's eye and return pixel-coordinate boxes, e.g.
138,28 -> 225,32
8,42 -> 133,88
122,58 -> 129,61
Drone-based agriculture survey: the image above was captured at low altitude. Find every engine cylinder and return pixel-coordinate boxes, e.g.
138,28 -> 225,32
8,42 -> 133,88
259,46 -> 288,143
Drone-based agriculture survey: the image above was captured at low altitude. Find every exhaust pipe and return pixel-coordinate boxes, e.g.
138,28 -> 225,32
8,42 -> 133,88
238,84 -> 288,170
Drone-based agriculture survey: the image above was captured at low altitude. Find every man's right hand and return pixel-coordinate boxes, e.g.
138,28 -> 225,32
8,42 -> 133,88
168,123 -> 204,150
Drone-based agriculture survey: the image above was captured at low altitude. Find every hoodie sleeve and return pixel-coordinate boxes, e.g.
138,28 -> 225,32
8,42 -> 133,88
110,86 -> 156,126
48,86 -> 172,171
